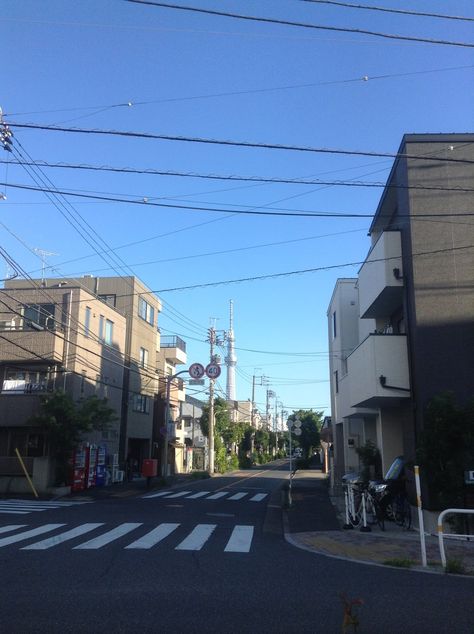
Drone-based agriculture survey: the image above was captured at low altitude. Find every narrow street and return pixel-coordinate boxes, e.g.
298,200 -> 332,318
0,463 -> 472,633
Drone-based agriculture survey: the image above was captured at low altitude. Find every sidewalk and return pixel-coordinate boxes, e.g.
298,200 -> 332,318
284,469 -> 474,576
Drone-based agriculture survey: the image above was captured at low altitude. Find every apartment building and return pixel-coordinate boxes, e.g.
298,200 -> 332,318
155,335 -> 187,475
3,275 -> 164,474
327,134 -> 474,500
0,281 -> 126,491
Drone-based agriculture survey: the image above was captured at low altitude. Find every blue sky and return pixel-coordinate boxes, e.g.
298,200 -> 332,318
2,0 -> 473,419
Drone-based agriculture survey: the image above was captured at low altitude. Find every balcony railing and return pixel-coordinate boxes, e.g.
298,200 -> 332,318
358,231 -> 403,319
160,336 -> 186,353
348,333 -> 410,408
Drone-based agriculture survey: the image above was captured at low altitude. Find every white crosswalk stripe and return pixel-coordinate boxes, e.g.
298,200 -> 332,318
0,522 -> 255,553
224,526 -> 254,553
141,490 -> 268,503
175,524 -> 216,551
0,499 -> 91,515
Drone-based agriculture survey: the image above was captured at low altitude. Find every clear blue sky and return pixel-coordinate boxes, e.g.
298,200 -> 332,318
2,0 -> 473,419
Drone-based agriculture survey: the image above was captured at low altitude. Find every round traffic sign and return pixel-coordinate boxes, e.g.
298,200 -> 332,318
205,363 -> 221,379
294,428 -> 302,436
189,363 -> 205,379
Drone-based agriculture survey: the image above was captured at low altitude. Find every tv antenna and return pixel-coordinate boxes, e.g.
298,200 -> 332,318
34,248 -> 59,284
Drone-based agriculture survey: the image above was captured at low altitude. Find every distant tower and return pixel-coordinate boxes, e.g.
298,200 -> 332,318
225,300 -> 237,402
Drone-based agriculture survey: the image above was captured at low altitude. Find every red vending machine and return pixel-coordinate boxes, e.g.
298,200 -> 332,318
71,445 -> 87,492
85,444 -> 98,489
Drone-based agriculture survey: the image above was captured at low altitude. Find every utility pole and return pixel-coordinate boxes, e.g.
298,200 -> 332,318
208,326 -> 216,475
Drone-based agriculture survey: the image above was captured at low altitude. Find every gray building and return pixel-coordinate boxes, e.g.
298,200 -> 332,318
327,134 -> 474,504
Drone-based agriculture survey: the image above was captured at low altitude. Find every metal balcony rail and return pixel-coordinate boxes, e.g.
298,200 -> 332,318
160,335 -> 186,353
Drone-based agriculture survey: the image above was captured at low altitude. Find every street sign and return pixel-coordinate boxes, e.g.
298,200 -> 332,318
294,428 -> 302,436
189,379 -> 205,385
205,363 -> 221,379
294,419 -> 302,428
189,363 -> 205,379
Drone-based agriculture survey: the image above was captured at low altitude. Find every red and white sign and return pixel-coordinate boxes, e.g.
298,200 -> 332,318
205,363 -> 221,379
189,363 -> 205,379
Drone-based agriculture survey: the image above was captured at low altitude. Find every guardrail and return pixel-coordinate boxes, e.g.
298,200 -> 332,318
438,508 -> 474,568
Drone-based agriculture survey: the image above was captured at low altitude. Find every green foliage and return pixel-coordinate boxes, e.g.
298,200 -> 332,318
356,440 -> 382,481
417,392 -> 474,508
288,409 -> 323,458
29,390 -> 117,484
445,559 -> 467,575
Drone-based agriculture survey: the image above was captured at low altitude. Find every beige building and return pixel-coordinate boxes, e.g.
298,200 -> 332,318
0,281 -> 126,492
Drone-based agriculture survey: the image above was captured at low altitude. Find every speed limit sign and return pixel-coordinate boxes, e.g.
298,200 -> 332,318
205,363 -> 221,379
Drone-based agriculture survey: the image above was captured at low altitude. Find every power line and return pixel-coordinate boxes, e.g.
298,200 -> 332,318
298,0 -> 474,22
8,122 -> 474,164
121,0 -> 474,48
5,64 -> 473,118
5,181 -> 474,220
3,157 -> 473,192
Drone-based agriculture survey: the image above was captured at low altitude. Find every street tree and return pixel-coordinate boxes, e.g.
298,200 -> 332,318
289,409 -> 323,459
29,390 -> 117,485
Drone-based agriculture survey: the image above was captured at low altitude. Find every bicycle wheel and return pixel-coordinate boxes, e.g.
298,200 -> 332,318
349,493 -> 363,527
395,497 -> 412,530
364,493 -> 378,525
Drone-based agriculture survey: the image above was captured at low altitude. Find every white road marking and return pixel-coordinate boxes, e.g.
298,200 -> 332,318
205,492 -> 228,500
125,523 -> 180,549
0,525 -> 26,534
249,493 -> 268,502
0,524 -> 65,548
227,492 -> 247,501
142,491 -> 171,499
224,526 -> 254,553
175,524 -> 216,551
73,523 -> 142,549
22,524 -> 104,550
163,491 -> 192,499
186,491 -> 209,499
0,510 -> 30,515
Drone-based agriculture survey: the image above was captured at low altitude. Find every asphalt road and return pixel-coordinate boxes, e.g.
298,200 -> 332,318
0,462 -> 472,633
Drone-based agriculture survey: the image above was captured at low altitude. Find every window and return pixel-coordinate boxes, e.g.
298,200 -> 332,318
334,370 -> 339,394
84,307 -> 91,337
138,297 -> 155,326
99,316 -> 114,345
332,311 -> 337,339
139,347 -> 149,369
99,294 -> 116,307
131,393 -> 150,414
24,304 -> 56,330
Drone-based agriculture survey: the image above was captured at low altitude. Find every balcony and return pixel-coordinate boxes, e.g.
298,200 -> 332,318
358,231 -> 403,319
0,330 -> 65,363
159,335 -> 187,365
348,334 -> 410,408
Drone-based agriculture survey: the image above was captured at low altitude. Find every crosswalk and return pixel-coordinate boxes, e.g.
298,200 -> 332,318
0,522 -> 254,553
142,490 -> 268,503
0,499 -> 91,515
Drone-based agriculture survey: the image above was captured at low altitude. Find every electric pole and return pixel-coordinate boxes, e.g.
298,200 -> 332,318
208,326 -> 216,475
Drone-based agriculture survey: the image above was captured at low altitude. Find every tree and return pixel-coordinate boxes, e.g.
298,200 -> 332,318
29,390 -> 117,485
289,409 -> 323,459
199,397 -> 231,439
417,392 -> 474,508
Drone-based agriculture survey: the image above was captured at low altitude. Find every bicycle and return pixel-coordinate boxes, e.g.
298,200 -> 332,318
370,482 -> 412,531
346,482 -> 384,530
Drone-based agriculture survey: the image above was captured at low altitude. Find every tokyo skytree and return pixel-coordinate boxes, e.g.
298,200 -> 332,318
225,300 -> 237,401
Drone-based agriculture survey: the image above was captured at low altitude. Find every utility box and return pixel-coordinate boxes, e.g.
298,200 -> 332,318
142,459 -> 158,478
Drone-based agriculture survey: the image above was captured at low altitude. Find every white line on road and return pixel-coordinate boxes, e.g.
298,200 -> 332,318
224,525 -> 254,553
142,491 -> 171,499
22,524 -> 105,550
0,524 -> 65,548
0,510 -> 30,515
227,492 -> 247,501
73,523 -> 142,549
205,492 -> 228,500
0,525 -> 26,534
249,493 -> 268,502
185,491 -> 209,499
125,523 -> 180,549
163,491 -> 192,499
175,524 -> 216,551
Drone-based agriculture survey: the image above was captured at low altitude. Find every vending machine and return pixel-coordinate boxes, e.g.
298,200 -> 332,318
85,444 -> 98,489
71,445 -> 87,492
95,444 -> 107,487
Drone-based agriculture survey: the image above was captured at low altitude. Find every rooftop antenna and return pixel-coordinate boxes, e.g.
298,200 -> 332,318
34,248 -> 59,285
